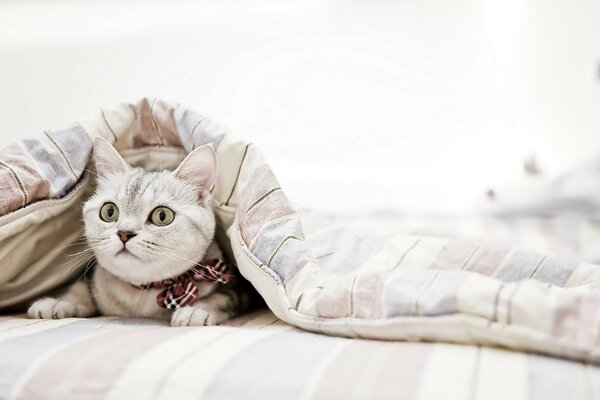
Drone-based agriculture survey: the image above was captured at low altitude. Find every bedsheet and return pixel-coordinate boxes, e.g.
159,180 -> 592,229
0,308 -> 598,400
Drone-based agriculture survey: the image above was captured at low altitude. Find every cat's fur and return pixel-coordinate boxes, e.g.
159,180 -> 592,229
28,138 -> 252,326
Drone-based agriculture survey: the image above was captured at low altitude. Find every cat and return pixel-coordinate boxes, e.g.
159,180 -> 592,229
28,137 -> 253,327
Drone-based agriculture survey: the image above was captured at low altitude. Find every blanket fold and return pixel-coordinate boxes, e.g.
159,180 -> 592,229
1,98 -> 599,363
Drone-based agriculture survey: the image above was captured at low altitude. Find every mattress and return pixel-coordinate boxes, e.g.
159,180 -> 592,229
1,308 -> 598,400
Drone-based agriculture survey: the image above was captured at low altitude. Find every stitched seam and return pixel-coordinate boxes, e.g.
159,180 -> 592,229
190,117 -> 207,149
294,293 -> 304,310
528,255 -> 547,279
150,98 -> 165,146
43,130 -> 78,180
101,109 -> 118,141
224,143 -> 250,206
387,237 -> 421,272
245,187 -> 281,215
315,252 -> 335,260
491,284 -> 505,322
505,282 -> 520,325
0,161 -> 29,206
461,241 -> 483,270
349,274 -> 359,317
267,235 -> 302,268
414,270 -> 440,316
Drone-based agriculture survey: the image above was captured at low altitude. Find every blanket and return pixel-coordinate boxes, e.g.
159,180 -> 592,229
1,98 -> 599,363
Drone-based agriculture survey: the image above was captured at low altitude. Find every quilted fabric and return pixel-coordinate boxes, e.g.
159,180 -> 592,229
1,98 -> 599,363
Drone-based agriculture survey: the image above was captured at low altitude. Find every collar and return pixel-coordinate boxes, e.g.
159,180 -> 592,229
134,258 -> 234,310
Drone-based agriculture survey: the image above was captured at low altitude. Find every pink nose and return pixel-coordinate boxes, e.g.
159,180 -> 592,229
117,230 -> 136,243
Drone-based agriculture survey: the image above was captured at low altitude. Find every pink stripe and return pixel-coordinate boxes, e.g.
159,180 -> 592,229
14,327 -> 188,400
353,272 -> 384,319
238,166 -> 293,244
0,143 -> 50,216
312,341 -> 432,399
131,98 -> 182,147
467,246 -> 509,276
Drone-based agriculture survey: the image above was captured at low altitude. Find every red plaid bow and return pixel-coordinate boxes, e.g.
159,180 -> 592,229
135,259 -> 234,310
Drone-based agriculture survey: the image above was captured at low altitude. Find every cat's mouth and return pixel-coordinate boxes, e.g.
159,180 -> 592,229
116,247 -> 138,258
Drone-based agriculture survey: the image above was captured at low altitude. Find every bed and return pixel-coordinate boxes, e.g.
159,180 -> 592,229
1,98 -> 599,399
1,307 -> 598,400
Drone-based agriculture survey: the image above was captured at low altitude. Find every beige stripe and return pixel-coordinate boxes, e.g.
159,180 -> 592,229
113,321 -> 291,400
43,130 -> 78,180
415,344 -> 479,400
0,161 -> 28,206
300,341 -> 351,400
0,318 -> 79,344
475,347 -> 529,400
350,342 -> 395,399
224,143 -> 251,206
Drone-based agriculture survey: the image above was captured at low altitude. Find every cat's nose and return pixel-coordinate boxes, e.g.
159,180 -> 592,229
117,230 -> 137,243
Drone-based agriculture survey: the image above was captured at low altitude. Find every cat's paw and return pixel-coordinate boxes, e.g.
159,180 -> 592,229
171,306 -> 216,327
28,298 -> 80,319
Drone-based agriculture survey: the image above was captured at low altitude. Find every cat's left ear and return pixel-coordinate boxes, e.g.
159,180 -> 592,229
173,144 -> 218,199
93,137 -> 131,178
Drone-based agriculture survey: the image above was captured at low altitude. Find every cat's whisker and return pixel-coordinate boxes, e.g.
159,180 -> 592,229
49,237 -> 98,255
83,168 -> 100,179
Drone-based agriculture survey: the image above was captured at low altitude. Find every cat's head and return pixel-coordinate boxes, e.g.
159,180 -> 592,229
83,138 -> 218,285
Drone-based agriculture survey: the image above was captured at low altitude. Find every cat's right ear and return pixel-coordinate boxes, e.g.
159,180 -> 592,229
92,137 -> 130,178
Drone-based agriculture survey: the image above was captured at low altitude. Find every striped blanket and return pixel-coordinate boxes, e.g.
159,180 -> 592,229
0,308 -> 598,400
1,98 -> 600,373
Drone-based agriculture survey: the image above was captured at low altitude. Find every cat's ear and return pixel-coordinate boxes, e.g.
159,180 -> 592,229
173,144 -> 217,194
92,137 -> 130,178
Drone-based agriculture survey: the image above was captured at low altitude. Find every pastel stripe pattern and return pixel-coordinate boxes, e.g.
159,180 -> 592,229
4,97 -> 600,371
0,143 -> 50,215
0,311 -> 598,400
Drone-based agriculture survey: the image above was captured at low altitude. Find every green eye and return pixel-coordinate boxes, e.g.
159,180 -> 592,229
150,207 -> 175,226
99,202 -> 119,222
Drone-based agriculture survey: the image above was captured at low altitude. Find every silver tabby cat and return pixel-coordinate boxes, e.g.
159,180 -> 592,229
28,138 -> 251,327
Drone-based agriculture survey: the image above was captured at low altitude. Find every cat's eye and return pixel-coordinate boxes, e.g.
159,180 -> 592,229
99,202 -> 119,222
150,207 -> 175,226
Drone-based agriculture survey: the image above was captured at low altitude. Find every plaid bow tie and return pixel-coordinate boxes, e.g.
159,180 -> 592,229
135,259 -> 234,310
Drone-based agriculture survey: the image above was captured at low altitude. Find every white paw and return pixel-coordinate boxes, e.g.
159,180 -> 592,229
28,298 -> 79,319
170,306 -> 216,327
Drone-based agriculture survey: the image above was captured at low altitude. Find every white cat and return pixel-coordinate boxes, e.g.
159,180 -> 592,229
28,138 -> 252,326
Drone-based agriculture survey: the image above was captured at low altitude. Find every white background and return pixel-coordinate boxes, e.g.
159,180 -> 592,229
0,0 -> 599,214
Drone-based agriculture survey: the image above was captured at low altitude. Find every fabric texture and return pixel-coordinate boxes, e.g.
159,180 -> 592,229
0,309 -> 598,400
1,98 -> 600,364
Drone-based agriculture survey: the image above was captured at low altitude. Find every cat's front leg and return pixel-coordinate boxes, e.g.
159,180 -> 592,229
28,281 -> 97,319
171,287 -> 249,327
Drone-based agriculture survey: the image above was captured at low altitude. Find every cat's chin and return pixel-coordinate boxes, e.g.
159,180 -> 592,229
115,248 -> 139,258
96,254 -> 192,286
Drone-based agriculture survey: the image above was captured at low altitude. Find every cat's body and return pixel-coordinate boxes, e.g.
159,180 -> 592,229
28,138 -> 252,327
